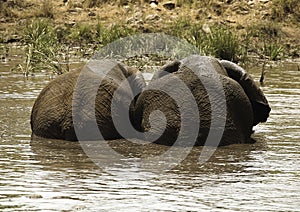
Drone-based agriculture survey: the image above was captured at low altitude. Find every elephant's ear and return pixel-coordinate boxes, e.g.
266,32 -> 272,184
220,60 -> 271,126
116,64 -> 146,96
127,67 -> 146,98
119,64 -> 146,99
151,60 -> 181,81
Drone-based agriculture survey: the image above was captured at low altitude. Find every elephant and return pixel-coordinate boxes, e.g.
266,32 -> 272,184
31,55 -> 271,147
134,55 -> 271,146
31,60 -> 145,141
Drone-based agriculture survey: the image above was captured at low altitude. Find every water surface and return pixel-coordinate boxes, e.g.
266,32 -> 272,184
0,54 -> 299,211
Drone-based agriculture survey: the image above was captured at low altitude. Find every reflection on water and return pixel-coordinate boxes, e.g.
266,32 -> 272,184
0,57 -> 300,211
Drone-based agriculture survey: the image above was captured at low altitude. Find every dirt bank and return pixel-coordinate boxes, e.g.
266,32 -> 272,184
1,0 -> 299,60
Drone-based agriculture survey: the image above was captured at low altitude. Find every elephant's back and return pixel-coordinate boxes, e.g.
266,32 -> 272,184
180,55 -> 228,77
31,70 -> 81,139
135,69 -> 254,146
135,69 -> 222,146
176,69 -> 253,145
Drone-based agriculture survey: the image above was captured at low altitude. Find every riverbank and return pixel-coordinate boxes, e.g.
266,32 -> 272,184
1,0 -> 300,74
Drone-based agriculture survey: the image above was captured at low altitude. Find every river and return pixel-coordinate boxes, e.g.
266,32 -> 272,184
0,49 -> 299,211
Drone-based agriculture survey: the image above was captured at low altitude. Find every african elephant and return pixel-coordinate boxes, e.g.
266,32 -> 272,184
31,60 -> 145,141
134,55 -> 271,146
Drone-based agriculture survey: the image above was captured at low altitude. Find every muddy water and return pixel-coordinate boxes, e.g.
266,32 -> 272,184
0,54 -> 300,211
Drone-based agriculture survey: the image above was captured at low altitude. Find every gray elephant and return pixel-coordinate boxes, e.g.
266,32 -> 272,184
134,55 -> 271,146
31,60 -> 145,141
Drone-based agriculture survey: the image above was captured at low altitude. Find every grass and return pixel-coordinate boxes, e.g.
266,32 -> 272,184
18,16 -> 289,76
248,21 -> 281,39
0,43 -> 9,62
11,0 -> 298,76
83,0 -> 112,8
37,0 -> 55,18
176,0 -> 195,7
166,18 -> 241,62
0,2 -> 17,18
165,17 -> 288,63
271,0 -> 300,21
246,21 -> 285,61
263,41 -> 284,61
98,24 -> 135,47
82,0 -> 145,7
20,18 -> 69,76
65,20 -> 134,47
18,18 -> 135,75
206,26 -> 240,62
175,0 -> 212,7
69,22 -> 94,45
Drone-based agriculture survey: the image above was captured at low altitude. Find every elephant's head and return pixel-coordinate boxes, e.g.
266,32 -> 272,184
220,60 -> 271,126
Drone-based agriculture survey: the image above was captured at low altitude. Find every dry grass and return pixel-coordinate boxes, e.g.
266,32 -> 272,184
271,0 -> 300,21
1,0 -> 299,71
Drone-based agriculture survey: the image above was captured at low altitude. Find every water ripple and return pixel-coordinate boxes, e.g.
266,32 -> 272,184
0,63 -> 300,211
